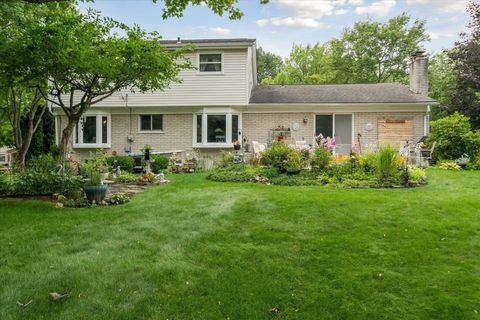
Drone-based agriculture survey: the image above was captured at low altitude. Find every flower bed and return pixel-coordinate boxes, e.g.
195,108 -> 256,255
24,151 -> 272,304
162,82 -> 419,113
207,142 -> 428,188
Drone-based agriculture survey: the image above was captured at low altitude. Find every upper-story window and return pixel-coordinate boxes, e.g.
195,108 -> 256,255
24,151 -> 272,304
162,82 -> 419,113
139,114 -> 163,132
198,53 -> 222,73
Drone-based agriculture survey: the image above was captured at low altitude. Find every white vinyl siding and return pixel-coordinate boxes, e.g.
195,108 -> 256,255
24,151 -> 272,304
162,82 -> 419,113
61,49 -> 250,107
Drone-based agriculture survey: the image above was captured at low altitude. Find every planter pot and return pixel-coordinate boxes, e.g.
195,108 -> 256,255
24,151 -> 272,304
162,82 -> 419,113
84,184 -> 109,203
233,144 -> 241,151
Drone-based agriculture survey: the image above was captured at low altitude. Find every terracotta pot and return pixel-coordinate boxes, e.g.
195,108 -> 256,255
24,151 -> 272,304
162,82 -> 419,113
84,184 -> 109,203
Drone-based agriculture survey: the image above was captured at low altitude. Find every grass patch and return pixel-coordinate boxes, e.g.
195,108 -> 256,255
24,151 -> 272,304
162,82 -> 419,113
1,169 -> 479,319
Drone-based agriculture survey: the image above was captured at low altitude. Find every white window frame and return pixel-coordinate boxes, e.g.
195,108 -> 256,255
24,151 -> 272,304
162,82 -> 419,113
73,114 -> 111,148
138,114 -> 164,133
193,111 -> 241,148
0,153 -> 6,164
314,113 -> 354,154
197,52 -> 224,75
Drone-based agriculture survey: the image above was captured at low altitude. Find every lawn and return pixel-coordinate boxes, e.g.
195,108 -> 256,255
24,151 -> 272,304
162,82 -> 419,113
1,169 -> 479,319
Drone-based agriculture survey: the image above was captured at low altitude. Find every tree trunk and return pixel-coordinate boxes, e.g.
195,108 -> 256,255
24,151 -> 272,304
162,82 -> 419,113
59,116 -> 78,161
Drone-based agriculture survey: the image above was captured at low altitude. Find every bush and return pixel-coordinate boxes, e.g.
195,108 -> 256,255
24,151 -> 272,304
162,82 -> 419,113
428,113 -> 480,160
150,155 -> 169,173
106,156 -> 134,172
408,167 -> 427,184
310,147 -> 331,171
376,145 -> 401,180
115,172 -> 138,183
437,160 -> 461,170
207,170 -> 255,182
359,152 -> 377,173
286,151 -> 304,173
260,142 -> 297,172
215,151 -> 235,168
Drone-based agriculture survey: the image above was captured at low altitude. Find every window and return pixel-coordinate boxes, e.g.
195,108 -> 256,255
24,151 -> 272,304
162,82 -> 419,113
74,114 -> 110,148
315,114 -> 353,155
199,53 -> 222,73
139,115 -> 163,132
194,112 -> 241,147
0,154 -> 6,163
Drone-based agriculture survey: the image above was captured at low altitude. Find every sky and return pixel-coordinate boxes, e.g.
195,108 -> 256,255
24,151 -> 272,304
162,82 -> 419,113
79,0 -> 475,58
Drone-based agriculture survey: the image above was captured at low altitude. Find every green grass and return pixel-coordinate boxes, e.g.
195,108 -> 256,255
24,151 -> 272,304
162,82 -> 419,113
1,169 -> 480,319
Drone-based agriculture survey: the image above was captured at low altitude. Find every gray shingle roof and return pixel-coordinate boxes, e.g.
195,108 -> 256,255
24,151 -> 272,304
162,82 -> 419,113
249,84 -> 437,104
160,38 -> 255,46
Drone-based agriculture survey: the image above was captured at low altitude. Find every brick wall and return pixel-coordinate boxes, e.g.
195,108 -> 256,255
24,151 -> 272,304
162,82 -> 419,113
354,112 -> 425,152
242,113 -> 314,145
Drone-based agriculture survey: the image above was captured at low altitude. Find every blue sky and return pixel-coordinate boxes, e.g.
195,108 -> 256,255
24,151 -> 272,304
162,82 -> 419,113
79,0 -> 473,58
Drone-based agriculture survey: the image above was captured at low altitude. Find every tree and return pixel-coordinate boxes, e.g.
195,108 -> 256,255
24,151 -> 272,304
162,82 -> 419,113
256,47 -> 283,83
0,2 -> 58,167
449,2 -> 480,129
21,0 -> 269,20
266,14 -> 429,85
428,52 -> 456,120
28,7 -> 192,160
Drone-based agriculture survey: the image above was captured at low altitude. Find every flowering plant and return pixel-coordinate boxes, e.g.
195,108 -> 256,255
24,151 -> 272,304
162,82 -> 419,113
315,134 -> 336,151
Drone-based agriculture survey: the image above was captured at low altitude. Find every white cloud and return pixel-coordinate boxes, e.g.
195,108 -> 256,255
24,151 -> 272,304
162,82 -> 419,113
428,31 -> 455,40
257,17 -> 324,29
274,0 -> 347,19
355,0 -> 396,16
207,27 -> 231,35
406,0 -> 468,13
334,9 -> 349,15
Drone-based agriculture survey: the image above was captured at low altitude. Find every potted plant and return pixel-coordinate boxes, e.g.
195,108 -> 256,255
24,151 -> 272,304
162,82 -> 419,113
83,151 -> 109,203
233,139 -> 241,151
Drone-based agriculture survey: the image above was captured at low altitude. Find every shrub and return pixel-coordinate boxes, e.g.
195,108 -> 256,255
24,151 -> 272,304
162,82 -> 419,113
115,172 -> 138,183
109,194 -> 131,205
310,147 -> 331,171
216,151 -> 235,168
151,155 -> 169,173
359,152 -> 377,173
408,167 -> 427,184
260,142 -> 297,172
286,151 -> 304,173
437,160 -> 461,170
428,113 -> 480,160
376,145 -> 401,180
106,156 -> 134,172
207,170 -> 254,182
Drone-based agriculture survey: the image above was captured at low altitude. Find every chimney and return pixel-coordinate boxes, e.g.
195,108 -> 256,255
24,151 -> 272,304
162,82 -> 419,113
409,51 -> 428,95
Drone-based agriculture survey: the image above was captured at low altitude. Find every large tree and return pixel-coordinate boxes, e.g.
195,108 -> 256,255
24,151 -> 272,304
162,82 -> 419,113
428,52 -> 456,120
266,14 -> 429,85
449,1 -> 480,129
0,2 -> 59,167
256,47 -> 283,83
28,7 -> 192,159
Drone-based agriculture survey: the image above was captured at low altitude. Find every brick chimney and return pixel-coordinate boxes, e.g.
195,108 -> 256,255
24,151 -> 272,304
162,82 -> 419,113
409,51 -> 428,95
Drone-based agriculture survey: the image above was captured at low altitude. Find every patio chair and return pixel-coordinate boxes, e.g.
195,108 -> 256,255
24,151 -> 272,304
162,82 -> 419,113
252,141 -> 265,158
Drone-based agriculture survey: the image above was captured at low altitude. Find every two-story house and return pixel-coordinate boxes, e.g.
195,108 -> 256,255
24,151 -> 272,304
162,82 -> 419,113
54,38 -> 437,159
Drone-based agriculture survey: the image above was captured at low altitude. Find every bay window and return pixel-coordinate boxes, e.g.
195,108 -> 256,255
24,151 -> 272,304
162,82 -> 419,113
74,114 -> 111,148
194,112 -> 241,147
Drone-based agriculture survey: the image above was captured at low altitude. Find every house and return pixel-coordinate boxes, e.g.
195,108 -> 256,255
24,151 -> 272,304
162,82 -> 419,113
54,38 -> 437,159
0,146 -> 17,169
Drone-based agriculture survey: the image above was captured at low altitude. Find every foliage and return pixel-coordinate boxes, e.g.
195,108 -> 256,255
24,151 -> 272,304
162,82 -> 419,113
408,167 -> 427,184
256,46 -> 283,83
207,169 -> 254,183
428,52 -> 456,120
82,151 -> 108,186
260,142 -> 298,172
428,113 -> 480,160
448,2 -> 480,129
376,145 -> 402,180
109,194 -> 131,205
310,147 -> 332,171
266,14 -> 428,85
151,155 -> 169,173
285,151 -> 303,173
114,172 -> 138,183
437,160 -> 461,170
0,155 -> 84,196
106,156 -> 134,173
137,172 -> 157,185
214,150 -> 235,168
359,152 -> 378,173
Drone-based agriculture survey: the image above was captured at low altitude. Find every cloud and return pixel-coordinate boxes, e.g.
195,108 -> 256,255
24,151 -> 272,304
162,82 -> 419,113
274,0 -> 352,19
207,27 -> 231,35
406,0 -> 468,13
355,0 -> 396,16
257,17 -> 324,29
428,31 -> 455,40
